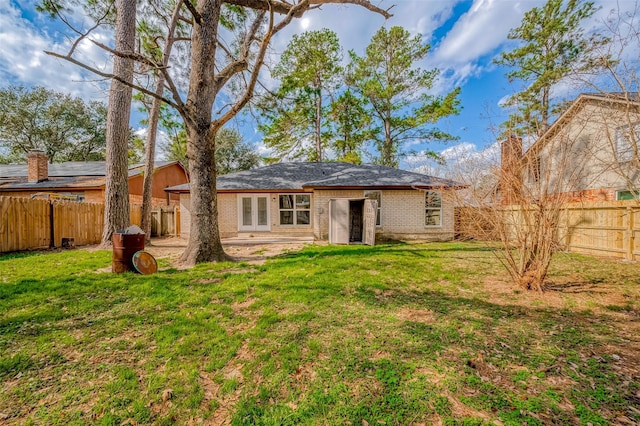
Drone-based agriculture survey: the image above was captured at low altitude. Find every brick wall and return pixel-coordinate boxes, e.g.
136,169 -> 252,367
313,189 -> 363,240
27,151 -> 48,182
314,189 -> 455,241
179,194 -> 191,238
179,193 -> 238,239
218,193 -> 238,238
562,188 -> 618,202
128,194 -> 178,206
379,189 -> 455,241
180,188 -> 457,241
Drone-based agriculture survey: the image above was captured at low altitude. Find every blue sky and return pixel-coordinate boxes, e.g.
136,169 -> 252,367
1,0 -> 638,171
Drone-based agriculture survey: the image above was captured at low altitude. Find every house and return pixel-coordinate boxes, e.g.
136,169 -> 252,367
0,150 -> 189,205
166,162 -> 462,243
500,92 -> 640,203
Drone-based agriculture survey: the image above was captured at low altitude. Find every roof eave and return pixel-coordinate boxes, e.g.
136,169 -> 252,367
523,92 -> 640,160
303,184 -> 464,190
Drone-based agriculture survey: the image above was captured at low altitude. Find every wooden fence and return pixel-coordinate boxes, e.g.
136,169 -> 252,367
558,201 -> 640,260
151,205 -> 180,237
455,201 -> 640,261
0,197 -> 180,253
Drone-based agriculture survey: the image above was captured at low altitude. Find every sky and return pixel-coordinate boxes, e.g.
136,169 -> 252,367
1,0 -> 638,172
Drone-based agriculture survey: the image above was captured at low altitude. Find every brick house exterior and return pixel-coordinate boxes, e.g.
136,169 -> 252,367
0,152 -> 189,205
167,162 -> 460,242
499,93 -> 640,204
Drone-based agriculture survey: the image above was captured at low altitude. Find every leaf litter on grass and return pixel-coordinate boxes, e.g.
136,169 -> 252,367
1,241 -> 640,424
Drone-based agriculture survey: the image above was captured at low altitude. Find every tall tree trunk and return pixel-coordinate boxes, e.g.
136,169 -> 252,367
179,0 -> 228,265
315,91 -> 322,161
140,75 -> 164,244
101,0 -> 136,245
181,124 -> 228,264
540,86 -> 550,137
382,118 -> 393,167
140,0 -> 182,244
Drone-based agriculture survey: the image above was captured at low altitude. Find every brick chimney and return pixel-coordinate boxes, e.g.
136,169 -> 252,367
27,150 -> 49,183
500,136 -> 523,205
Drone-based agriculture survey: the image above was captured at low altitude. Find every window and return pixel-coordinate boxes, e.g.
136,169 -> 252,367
279,194 -> 311,225
617,190 -> 640,200
615,123 -> 640,163
425,191 -> 442,227
364,191 -> 382,226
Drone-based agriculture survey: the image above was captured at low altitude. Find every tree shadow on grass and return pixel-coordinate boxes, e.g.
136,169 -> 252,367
544,282 -> 610,294
350,285 -> 640,423
274,242 -> 492,262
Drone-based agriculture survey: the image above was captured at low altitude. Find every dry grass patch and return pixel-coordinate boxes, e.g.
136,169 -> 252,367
1,242 -> 640,425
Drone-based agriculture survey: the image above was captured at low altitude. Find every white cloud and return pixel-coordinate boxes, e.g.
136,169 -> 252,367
0,1 -> 111,101
407,140 -> 501,181
255,141 -> 273,157
433,0 -> 536,65
271,1 -> 456,59
428,0 -> 546,87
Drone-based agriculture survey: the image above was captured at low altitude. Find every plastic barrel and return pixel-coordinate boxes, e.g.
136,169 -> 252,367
112,233 -> 145,273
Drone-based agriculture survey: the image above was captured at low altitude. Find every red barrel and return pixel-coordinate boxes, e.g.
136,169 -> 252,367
112,233 -> 145,273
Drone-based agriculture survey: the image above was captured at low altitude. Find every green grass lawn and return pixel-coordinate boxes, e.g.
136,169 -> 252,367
1,242 -> 640,425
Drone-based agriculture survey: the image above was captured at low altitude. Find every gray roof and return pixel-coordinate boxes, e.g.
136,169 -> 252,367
0,161 -> 182,191
166,162 -> 460,192
0,176 -> 105,190
0,160 -> 175,178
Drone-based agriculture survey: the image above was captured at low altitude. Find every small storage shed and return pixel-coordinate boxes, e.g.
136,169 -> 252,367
329,198 -> 377,245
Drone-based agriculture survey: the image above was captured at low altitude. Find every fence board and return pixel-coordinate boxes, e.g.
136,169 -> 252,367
456,200 -> 640,261
1,197 -> 174,253
53,201 -> 105,247
130,204 -> 142,227
0,197 -> 50,252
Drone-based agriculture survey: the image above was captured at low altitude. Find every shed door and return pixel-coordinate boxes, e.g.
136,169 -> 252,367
363,199 -> 377,246
329,199 -> 349,244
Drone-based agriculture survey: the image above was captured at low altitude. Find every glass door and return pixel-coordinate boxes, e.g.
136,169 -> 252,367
238,195 -> 270,231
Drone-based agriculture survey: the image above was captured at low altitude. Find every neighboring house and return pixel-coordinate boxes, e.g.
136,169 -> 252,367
500,92 -> 640,203
0,150 -> 189,205
166,162 -> 462,243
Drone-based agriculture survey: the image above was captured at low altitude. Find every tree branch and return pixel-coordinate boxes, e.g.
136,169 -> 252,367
92,40 -> 164,71
310,0 -> 393,18
215,4 -> 277,127
222,0 -> 393,19
213,11 -> 266,93
44,50 -> 181,110
183,0 -> 202,24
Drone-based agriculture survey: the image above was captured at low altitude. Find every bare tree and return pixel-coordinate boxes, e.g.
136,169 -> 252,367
451,4 -> 640,291
46,0 -> 392,265
139,0 -> 184,245
455,123 -> 593,291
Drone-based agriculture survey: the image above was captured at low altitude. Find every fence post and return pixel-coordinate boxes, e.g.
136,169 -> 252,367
176,206 -> 180,236
49,201 -> 55,248
626,206 -> 635,260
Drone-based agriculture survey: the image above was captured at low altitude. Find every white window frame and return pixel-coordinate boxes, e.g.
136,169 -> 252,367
615,123 -> 640,163
425,191 -> 442,227
364,190 -> 382,226
278,193 -> 311,226
238,194 -> 270,232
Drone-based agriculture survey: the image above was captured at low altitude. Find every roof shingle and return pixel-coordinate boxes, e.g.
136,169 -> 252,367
166,162 -> 460,192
